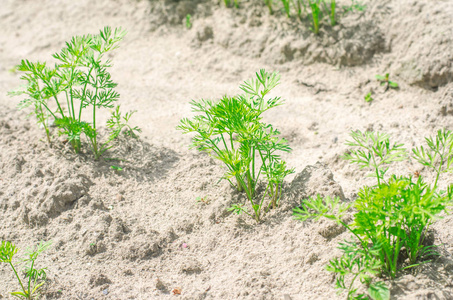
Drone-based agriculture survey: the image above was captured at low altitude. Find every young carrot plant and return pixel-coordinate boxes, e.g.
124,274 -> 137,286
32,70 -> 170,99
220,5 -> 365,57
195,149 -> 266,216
10,27 -> 140,159
376,73 -> 398,92
178,70 -> 294,222
0,241 -> 51,300
294,130 -> 453,299
364,92 -> 373,103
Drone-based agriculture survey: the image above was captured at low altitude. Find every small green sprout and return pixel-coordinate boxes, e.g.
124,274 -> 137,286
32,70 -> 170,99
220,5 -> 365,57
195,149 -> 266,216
185,14 -> 192,29
280,0 -> 291,17
309,0 -> 322,35
196,196 -> 210,204
110,165 -> 123,172
376,73 -> 398,92
330,0 -> 337,25
264,0 -> 273,14
0,241 -> 51,300
364,92 -> 373,103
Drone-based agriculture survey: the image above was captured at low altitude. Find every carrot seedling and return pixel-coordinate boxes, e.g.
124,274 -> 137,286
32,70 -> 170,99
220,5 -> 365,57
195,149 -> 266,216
0,241 -> 51,300
295,130 -> 453,298
110,165 -> 123,172
10,27 -> 140,159
376,73 -> 399,92
178,69 -> 294,222
185,14 -> 192,29
364,92 -> 373,102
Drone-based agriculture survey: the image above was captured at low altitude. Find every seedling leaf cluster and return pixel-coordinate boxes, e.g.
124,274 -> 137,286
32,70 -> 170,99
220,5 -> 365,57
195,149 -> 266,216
178,69 -> 294,222
294,130 -> 453,299
10,27 -> 140,159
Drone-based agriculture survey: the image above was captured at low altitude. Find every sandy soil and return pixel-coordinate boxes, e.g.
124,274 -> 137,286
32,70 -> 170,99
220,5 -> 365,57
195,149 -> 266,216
1,0 -> 453,299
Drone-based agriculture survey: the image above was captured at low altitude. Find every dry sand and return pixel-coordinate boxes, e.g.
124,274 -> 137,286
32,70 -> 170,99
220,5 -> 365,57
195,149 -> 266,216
1,0 -> 453,299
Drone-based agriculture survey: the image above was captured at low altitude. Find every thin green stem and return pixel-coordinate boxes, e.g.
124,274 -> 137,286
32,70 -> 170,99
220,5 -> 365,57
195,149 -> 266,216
38,77 -> 64,117
252,145 -> 256,182
229,133 -> 235,151
27,259 -> 35,297
255,184 -> 271,222
221,134 -> 229,152
64,90 -> 72,118
35,81 -> 52,145
92,79 -> 100,158
347,272 -> 360,300
9,262 -> 27,298
78,66 -> 94,121
338,220 -> 368,252
330,0 -> 336,26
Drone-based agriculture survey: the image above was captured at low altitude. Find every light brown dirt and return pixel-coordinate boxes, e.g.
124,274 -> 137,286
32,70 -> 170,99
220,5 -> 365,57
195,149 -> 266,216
1,0 -> 453,299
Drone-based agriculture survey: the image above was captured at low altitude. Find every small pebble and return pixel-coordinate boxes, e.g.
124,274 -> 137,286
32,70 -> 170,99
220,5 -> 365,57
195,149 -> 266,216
103,288 -> 108,295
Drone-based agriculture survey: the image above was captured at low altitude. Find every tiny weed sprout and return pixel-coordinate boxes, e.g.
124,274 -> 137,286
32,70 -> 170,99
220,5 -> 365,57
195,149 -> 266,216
9,27 -> 140,159
196,196 -> 210,204
0,241 -> 51,300
376,73 -> 398,92
178,69 -> 294,222
294,130 -> 453,299
110,165 -> 123,172
185,14 -> 192,29
365,92 -> 373,103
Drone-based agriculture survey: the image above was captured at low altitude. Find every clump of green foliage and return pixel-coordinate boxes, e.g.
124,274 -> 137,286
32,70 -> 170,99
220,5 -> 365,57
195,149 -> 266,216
294,130 -> 453,299
9,27 -> 140,159
0,241 -> 51,300
178,69 -> 294,222
364,92 -> 373,103
376,73 -> 398,92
